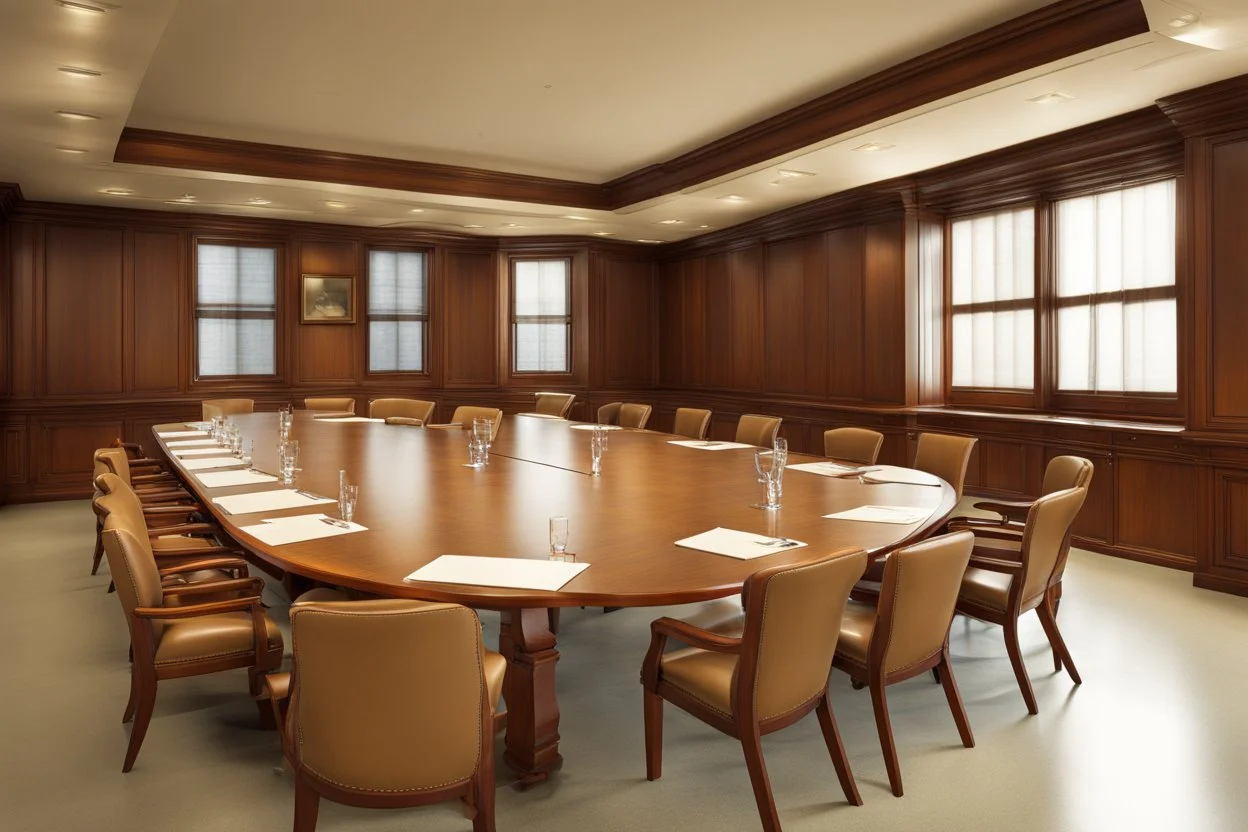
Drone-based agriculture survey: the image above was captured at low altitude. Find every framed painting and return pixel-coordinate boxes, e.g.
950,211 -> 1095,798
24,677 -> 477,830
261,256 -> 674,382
301,274 -> 354,323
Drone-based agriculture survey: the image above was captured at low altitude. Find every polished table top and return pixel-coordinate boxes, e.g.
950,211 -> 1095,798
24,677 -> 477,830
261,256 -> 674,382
156,412 -> 956,609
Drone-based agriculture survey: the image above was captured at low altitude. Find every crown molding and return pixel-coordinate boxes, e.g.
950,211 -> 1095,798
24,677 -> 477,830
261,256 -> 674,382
1158,71 -> 1248,138
0,182 -> 23,218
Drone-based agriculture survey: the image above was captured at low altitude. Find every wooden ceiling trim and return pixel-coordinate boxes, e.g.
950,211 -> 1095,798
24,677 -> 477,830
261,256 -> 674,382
1158,73 -> 1248,138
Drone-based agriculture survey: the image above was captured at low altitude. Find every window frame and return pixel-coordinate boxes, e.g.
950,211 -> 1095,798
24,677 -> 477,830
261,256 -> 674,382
508,255 -> 575,377
364,246 -> 432,378
190,236 -> 285,386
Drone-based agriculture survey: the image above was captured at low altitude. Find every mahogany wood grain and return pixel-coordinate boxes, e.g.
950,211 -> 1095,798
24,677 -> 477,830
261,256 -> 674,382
442,249 -> 498,388
44,225 -> 125,396
132,231 -> 184,393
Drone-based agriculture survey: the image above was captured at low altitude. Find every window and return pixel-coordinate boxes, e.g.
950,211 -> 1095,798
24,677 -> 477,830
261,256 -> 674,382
1055,180 -> 1177,394
196,243 -> 277,377
949,207 -> 1035,390
368,250 -> 428,373
512,258 -> 571,373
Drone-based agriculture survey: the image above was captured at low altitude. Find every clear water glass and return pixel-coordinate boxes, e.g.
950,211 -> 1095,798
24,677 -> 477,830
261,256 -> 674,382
240,439 -> 254,470
473,417 -> 493,448
341,484 -> 359,524
753,448 -> 779,511
279,440 -> 299,485
772,437 -> 788,501
338,469 -> 348,517
549,516 -> 570,561
467,435 -> 488,468
590,427 -> 605,476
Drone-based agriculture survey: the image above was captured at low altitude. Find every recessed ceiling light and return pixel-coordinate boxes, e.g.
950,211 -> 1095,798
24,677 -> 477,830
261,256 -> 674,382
1028,92 -> 1073,105
168,194 -> 196,204
463,224 -> 484,229
562,215 -> 592,221
56,110 -> 100,121
697,225 -> 713,230
1169,13 -> 1197,29
99,187 -> 131,196
852,142 -> 895,152
501,222 -> 525,228
58,66 -> 103,78
55,146 -> 88,154
718,195 -> 747,203
777,169 -> 816,178
636,239 -> 665,244
247,197 -> 271,206
656,219 -> 684,225
592,231 -> 614,236
323,200 -> 348,209
408,208 -> 424,213
58,0 -> 110,13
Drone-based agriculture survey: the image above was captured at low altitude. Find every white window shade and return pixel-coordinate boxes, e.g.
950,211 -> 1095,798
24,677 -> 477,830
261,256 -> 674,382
196,244 -> 277,377
513,259 -> 570,373
368,250 -> 427,373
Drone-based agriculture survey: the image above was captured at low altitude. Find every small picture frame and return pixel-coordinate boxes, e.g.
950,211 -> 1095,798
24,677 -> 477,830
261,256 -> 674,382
301,274 -> 354,324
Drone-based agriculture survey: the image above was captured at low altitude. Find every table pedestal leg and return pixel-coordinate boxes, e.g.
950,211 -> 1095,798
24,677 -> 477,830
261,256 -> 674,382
499,607 -> 563,787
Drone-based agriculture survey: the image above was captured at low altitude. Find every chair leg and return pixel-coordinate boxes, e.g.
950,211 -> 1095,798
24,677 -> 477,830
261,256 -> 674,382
122,665 -> 138,723
937,650 -> 975,749
739,727 -> 782,832
643,689 -> 663,781
471,750 -> 496,832
1036,601 -> 1081,685
869,680 -> 904,797
1045,588 -> 1063,671
293,775 -> 321,832
815,692 -> 862,806
122,677 -> 157,773
91,530 -> 104,575
930,666 -> 941,684
1003,617 -> 1039,716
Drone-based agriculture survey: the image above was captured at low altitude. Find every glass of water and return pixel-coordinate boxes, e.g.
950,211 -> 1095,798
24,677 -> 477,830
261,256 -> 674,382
590,427 -> 606,476
279,440 -> 299,485
341,484 -> 359,524
240,439 -> 254,470
549,516 -> 570,561
753,448 -> 779,510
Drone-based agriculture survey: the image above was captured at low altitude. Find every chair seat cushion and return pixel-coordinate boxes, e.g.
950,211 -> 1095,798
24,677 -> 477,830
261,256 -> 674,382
483,649 -> 506,712
155,611 -> 283,666
959,567 -> 1014,613
835,601 -> 877,667
659,648 -> 738,717
679,598 -> 745,637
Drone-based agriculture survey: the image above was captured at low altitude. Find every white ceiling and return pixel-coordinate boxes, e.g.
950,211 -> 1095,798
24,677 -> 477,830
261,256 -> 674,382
1,0 -> 1247,243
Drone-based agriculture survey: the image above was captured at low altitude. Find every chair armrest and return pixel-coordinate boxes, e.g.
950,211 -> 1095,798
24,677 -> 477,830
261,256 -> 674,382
968,555 -> 1024,574
969,526 -> 1027,543
426,422 -> 465,430
143,504 -> 202,518
971,498 -> 1033,521
132,472 -> 178,484
384,417 -> 424,426
264,672 -> 291,703
134,595 -> 260,619
153,546 -> 242,561
158,557 -> 249,578
148,522 -> 218,537
137,489 -> 194,503
161,576 -> 264,599
651,617 -> 743,654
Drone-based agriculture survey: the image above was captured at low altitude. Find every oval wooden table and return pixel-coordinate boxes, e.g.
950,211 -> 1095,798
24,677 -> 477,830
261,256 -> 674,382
155,412 -> 956,785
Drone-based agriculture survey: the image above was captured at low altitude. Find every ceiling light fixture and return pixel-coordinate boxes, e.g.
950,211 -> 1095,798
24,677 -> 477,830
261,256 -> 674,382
852,142 -> 895,152
168,194 -> 196,204
1028,92 -> 1073,105
56,110 -> 100,120
1169,13 -> 1197,29
501,223 -> 525,228
323,200 -> 348,208
697,225 -> 713,230
55,146 -> 88,154
99,187 -> 131,196
408,208 -> 425,213
777,169 -> 816,178
562,215 -> 592,221
718,195 -> 746,203
463,224 -> 484,229
58,66 -> 103,78
247,197 -> 271,206
656,219 -> 684,225
636,239 -> 665,244
593,231 -> 614,236
58,0 -> 110,13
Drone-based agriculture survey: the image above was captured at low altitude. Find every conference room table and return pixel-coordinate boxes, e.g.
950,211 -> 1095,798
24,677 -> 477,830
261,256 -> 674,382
154,412 -> 956,785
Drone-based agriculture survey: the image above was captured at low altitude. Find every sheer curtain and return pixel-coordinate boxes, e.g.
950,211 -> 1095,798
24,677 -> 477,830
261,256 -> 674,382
368,250 -> 427,373
513,259 -> 570,372
950,207 -> 1035,389
1055,180 -> 1176,393
196,244 -> 276,377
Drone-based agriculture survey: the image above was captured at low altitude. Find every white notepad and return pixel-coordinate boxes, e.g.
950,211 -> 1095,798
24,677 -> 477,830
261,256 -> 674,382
195,470 -> 280,489
314,417 -> 384,423
674,527 -> 808,559
666,440 -> 755,451
860,466 -> 942,486
167,439 -> 218,448
212,488 -> 335,514
180,456 -> 245,471
786,461 -> 877,477
172,448 -> 234,457
405,555 -> 589,591
156,430 -> 209,438
823,505 -> 933,524
569,424 -> 623,431
239,514 -> 366,546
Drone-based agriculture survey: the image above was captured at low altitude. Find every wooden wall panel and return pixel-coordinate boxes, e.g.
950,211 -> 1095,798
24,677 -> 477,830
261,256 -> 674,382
443,249 -> 498,387
8,221 -> 36,399
298,239 -> 359,383
4,425 -> 26,485
682,258 -> 707,386
763,238 -> 807,395
1214,471 -> 1248,573
132,230 -> 183,392
826,226 -> 864,399
729,246 -> 763,391
44,225 -> 124,396
657,260 -> 684,386
863,220 -> 904,404
1116,456 -> 1200,564
598,255 -> 654,387
1209,140 -> 1248,421
38,421 -> 123,483
704,253 -> 733,389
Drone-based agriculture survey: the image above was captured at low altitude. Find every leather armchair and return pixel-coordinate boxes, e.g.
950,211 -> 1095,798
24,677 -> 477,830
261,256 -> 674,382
92,448 -> 198,577
833,532 -> 976,797
368,397 -> 435,422
533,391 -> 575,418
618,403 -> 653,430
304,397 -> 356,414
950,455 -> 1093,532
735,414 -> 782,448
913,432 -> 977,500
201,398 -> 254,420
672,407 -> 712,440
597,402 -> 623,425
823,427 -> 884,466
448,406 -> 504,439
267,599 -> 500,832
641,548 -> 867,831
955,486 -> 1088,715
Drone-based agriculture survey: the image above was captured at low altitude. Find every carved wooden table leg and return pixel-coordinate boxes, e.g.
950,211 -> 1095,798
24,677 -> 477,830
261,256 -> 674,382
498,607 -> 563,788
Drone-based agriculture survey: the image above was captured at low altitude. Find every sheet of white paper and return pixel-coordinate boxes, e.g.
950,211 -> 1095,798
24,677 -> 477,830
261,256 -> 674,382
822,505 -> 933,524
517,413 -> 564,420
238,514 -> 366,546
405,555 -> 589,591
172,448 -> 234,457
180,456 -> 245,471
674,527 -> 808,560
666,440 -> 755,451
156,430 -> 209,438
860,466 -> 942,486
196,470 -> 280,489
314,417 -> 384,423
211,488 -> 335,513
569,424 -> 623,431
166,439 -> 218,448
786,461 -> 874,477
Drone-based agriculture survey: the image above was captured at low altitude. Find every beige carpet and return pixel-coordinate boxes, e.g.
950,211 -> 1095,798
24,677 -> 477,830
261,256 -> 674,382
3,499 -> 1247,832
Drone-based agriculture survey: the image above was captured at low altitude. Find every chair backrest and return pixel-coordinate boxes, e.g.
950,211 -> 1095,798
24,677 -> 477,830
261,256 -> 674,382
449,406 -> 503,439
823,427 -> 884,466
1041,455 -> 1094,496
369,398 -> 435,422
202,398 -> 254,420
1018,487 -> 1088,605
736,414 -> 782,448
618,403 -> 653,430
97,475 -> 165,637
93,473 -> 153,554
304,397 -> 356,414
874,531 -> 974,675
535,392 -> 575,418
288,599 -> 487,793
94,448 -> 132,486
672,407 -> 712,440
736,548 -> 867,721
597,402 -> 623,425
914,432 -> 977,500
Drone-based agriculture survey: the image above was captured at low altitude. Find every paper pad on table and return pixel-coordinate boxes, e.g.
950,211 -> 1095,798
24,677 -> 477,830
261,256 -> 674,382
569,424 -> 623,431
212,488 -> 335,514
786,461 -> 870,477
315,416 -> 383,423
666,440 -> 755,451
180,456 -> 245,471
167,439 -> 218,448
675,527 -> 808,559
195,470 -> 280,489
239,514 -> 366,546
405,555 -> 588,591
823,505 -> 932,524
172,447 -> 234,457
859,466 -> 942,486
156,430 -> 209,438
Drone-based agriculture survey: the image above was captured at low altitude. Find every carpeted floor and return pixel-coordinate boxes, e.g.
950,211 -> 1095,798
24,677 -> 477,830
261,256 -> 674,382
2,499 -> 1247,832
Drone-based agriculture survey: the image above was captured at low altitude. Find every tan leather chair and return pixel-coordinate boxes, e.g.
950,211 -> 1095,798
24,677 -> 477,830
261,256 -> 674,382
955,487 -> 1088,715
304,397 -> 356,414
824,427 -> 884,466
99,501 -> 283,772
672,407 -> 712,440
93,448 -> 198,577
447,406 -> 504,439
266,599 -> 500,832
736,414 -> 782,448
641,549 -> 867,831
368,397 -> 435,423
913,432 -> 977,500
597,402 -> 623,425
534,391 -> 575,418
951,455 -> 1094,533
618,403 -> 653,430
833,532 -> 976,797
111,437 -> 167,474
201,398 -> 254,420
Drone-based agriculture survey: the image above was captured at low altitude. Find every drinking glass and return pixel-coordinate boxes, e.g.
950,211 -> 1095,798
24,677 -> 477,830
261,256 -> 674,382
240,439 -> 254,470
753,448 -> 779,510
772,437 -> 789,501
466,435 -> 488,468
549,516 -> 570,561
229,428 -> 243,456
338,469 -> 348,518
279,440 -> 299,485
473,418 -> 493,449
590,428 -> 605,476
341,484 -> 359,524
